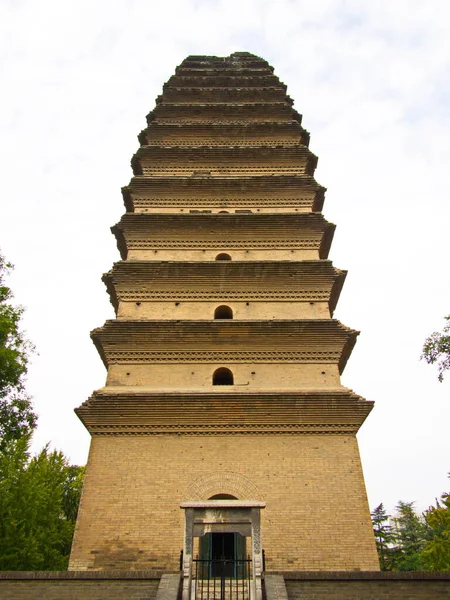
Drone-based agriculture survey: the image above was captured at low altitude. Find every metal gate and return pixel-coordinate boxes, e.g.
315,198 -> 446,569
192,556 -> 252,600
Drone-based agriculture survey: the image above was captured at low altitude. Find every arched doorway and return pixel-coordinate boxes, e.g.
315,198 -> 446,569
200,496 -> 246,577
181,500 -> 265,600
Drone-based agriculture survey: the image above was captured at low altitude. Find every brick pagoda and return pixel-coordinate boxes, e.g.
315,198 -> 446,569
69,52 -> 379,573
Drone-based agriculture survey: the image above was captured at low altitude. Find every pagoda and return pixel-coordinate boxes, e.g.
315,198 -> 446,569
69,52 -> 379,575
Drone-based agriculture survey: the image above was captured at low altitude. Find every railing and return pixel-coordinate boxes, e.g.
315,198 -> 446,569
180,550 -> 266,573
192,556 -> 252,600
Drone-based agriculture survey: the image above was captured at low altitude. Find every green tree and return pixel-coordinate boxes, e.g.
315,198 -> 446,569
0,435 -> 84,570
391,501 -> 429,571
421,487 -> 450,571
0,251 -> 84,569
371,503 -> 395,570
422,315 -> 450,382
0,251 -> 36,447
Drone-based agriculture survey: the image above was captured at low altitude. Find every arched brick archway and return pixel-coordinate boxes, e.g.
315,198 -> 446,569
184,471 -> 262,501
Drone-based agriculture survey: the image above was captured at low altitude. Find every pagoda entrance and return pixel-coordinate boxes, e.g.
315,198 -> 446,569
200,532 -> 246,577
181,501 -> 265,600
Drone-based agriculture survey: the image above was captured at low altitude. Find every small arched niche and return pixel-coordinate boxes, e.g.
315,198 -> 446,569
218,210 -> 229,214
212,368 -> 234,386
215,253 -> 231,261
209,494 -> 238,500
214,305 -> 233,320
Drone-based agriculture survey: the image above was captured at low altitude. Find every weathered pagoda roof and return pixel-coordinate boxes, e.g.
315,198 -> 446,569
165,75 -> 285,88
138,122 -> 310,147
157,87 -> 292,104
76,389 -> 373,436
131,145 -> 318,177
111,212 -> 335,259
91,319 -> 357,374
175,67 -> 274,76
102,260 -> 346,315
122,174 -> 324,212
148,103 -> 301,123
180,54 -> 271,68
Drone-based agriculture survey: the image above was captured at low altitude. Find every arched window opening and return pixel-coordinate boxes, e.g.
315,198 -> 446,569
215,253 -> 231,261
214,305 -> 233,320
213,368 -> 234,386
218,210 -> 229,214
209,494 -> 238,500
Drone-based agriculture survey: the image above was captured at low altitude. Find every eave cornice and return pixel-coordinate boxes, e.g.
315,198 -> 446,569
165,75 -> 285,89
157,88 -> 292,105
122,173 -> 324,212
180,55 -> 270,69
75,388 -> 373,435
91,319 -> 357,374
148,104 -> 302,124
131,145 -> 317,177
175,67 -> 274,76
102,260 -> 346,315
110,212 -> 335,260
137,122 -> 310,147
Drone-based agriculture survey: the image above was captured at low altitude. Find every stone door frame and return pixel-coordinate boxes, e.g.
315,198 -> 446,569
180,500 -> 266,600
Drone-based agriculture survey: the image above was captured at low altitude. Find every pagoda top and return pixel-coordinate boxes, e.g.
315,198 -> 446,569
178,53 -> 272,72
184,52 -> 265,61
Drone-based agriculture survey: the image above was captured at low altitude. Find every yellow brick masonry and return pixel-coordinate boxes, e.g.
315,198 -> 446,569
69,434 -> 378,571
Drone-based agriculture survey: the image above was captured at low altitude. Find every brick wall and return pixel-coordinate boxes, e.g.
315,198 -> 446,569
0,571 -> 161,600
283,572 -> 450,600
69,434 -> 378,572
2,571 -> 449,600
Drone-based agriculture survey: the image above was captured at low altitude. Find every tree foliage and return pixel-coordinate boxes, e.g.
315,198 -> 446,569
0,435 -> 84,570
372,486 -> 450,572
371,503 -> 395,570
0,250 -> 85,570
422,315 -> 450,382
390,501 -> 429,571
422,487 -> 450,571
0,251 -> 36,448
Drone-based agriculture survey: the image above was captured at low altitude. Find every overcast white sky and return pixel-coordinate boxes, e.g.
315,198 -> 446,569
0,0 -> 449,515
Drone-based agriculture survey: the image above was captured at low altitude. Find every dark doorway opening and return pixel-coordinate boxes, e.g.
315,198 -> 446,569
212,533 -> 234,576
200,533 -> 246,577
